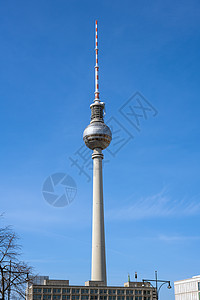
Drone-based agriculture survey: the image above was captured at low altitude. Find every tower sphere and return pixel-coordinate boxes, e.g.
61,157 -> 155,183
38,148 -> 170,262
83,121 -> 112,150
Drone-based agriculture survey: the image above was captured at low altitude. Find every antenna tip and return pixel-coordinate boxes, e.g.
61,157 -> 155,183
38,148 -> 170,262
95,20 -> 98,25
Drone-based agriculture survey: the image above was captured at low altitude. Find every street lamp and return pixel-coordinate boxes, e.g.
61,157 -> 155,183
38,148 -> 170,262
142,271 -> 171,300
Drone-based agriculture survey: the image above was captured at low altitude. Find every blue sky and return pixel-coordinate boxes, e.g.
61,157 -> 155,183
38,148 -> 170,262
0,1 -> 200,299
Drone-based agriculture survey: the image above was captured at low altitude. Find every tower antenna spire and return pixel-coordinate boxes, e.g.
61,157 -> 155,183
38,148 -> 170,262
94,20 -> 100,102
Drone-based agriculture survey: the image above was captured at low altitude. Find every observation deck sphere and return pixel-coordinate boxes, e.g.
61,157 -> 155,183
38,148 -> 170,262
83,121 -> 112,150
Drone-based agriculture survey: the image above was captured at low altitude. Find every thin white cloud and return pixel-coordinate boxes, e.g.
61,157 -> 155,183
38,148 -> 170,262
106,189 -> 200,221
4,203 -> 90,227
158,235 -> 200,243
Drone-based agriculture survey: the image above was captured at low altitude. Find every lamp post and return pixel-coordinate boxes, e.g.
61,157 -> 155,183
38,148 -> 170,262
142,271 -> 171,300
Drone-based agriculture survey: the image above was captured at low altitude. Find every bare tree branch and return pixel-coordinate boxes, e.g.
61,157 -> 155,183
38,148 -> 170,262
0,224 -> 33,300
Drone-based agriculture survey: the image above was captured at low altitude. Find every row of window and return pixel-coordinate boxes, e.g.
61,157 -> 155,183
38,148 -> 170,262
33,289 -> 151,296
33,297 -> 151,300
33,296 -> 151,300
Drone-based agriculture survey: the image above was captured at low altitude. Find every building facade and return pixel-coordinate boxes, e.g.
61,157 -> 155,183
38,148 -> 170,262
26,278 -> 156,300
174,275 -> 200,300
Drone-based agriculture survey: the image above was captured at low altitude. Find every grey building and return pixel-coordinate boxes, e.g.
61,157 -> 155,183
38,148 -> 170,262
26,278 -> 156,300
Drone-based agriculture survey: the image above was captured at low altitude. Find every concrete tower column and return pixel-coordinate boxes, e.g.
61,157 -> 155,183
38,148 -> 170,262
91,148 -> 106,285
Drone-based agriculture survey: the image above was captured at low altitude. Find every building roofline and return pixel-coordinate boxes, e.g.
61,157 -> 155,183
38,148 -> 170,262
174,275 -> 200,284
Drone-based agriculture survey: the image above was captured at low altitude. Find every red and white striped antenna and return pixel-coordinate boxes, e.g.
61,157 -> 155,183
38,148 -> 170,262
94,20 -> 100,102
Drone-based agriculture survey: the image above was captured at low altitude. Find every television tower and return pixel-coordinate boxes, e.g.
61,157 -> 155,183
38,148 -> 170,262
83,20 -> 112,286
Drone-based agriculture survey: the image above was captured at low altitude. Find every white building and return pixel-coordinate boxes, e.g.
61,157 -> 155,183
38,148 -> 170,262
174,275 -> 200,300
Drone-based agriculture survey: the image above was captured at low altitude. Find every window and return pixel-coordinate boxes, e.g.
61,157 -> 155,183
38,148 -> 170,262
117,297 -> 124,300
100,296 -> 107,300
72,289 -> 80,295
33,296 -> 41,300
100,290 -> 107,294
126,291 -> 133,295
33,289 -> 42,293
90,290 -> 98,295
108,290 -> 116,295
62,296 -> 70,300
117,290 -> 124,295
135,297 -> 142,300
198,283 -> 200,291
144,297 -> 150,300
53,296 -> 61,300
135,291 -> 141,295
81,296 -> 89,300
81,289 -> 89,294
44,289 -> 52,294
53,289 -> 61,294
126,297 -> 133,300
143,291 -> 151,295
44,296 -> 51,300
109,296 -> 116,300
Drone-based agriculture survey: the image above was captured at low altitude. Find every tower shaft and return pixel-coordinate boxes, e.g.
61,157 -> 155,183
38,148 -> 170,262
91,148 -> 107,285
